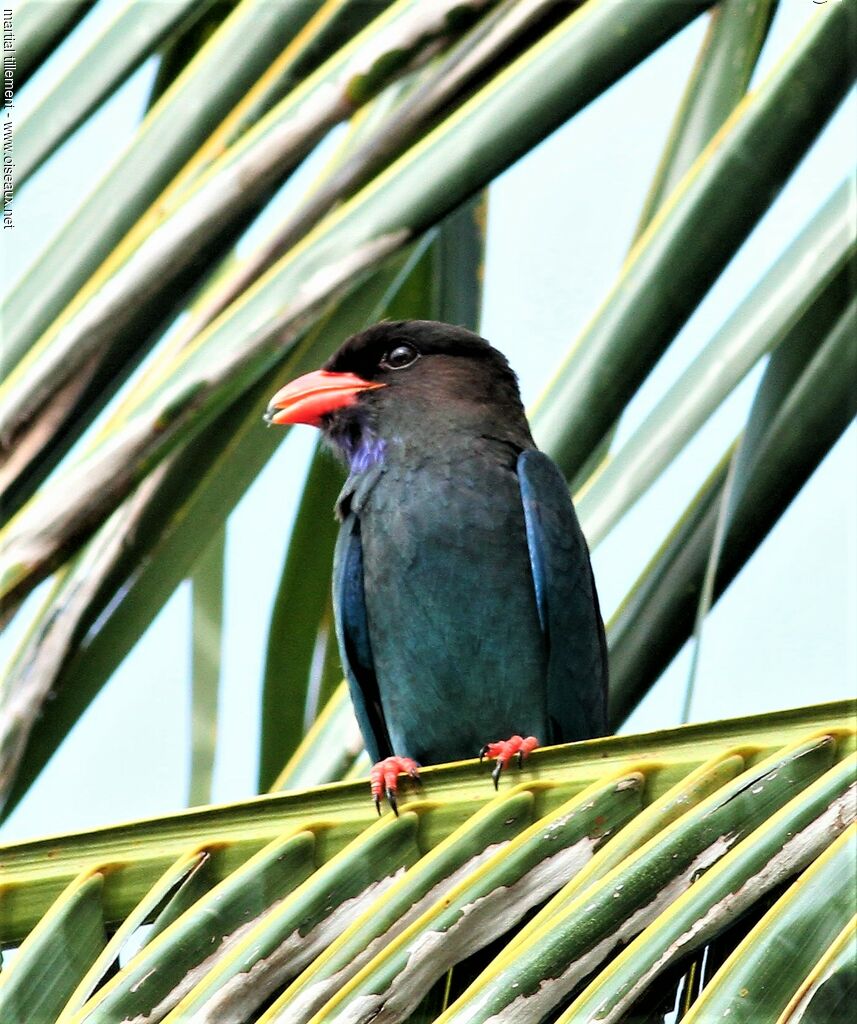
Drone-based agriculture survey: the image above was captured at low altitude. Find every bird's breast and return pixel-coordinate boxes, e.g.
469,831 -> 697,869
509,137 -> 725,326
356,449 -> 548,763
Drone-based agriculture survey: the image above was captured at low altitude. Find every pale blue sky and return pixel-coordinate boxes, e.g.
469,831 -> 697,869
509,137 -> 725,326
2,0 -> 855,842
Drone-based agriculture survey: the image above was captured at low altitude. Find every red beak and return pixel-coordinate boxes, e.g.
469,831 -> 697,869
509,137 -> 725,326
265,369 -> 385,427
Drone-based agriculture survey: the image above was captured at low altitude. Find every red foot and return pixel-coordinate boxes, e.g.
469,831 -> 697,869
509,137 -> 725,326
479,735 -> 539,789
370,756 -> 421,816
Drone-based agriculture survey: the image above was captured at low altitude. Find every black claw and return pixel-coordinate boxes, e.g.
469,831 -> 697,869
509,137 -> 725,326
374,794 -> 382,817
491,759 -> 505,790
387,787 -> 399,817
479,745 -> 490,764
516,750 -> 525,769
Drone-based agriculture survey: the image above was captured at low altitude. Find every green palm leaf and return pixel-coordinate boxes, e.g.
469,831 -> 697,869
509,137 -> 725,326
5,0 -> 97,88
14,0 -> 225,184
0,703 -> 852,1023
681,825 -> 857,1024
608,286 -> 856,723
579,177 -> 856,548
2,0 -> 322,376
532,0 -> 855,482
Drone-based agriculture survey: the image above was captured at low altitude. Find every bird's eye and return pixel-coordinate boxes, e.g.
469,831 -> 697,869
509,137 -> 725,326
381,343 -> 419,370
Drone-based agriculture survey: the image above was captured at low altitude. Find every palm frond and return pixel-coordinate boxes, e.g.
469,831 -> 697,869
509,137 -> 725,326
0,703 -> 852,1023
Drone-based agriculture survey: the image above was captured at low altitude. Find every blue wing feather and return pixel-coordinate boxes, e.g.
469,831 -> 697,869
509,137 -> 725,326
518,450 -> 608,742
332,511 -> 393,764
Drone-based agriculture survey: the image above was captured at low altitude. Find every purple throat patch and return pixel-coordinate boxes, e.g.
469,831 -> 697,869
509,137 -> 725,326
345,434 -> 387,473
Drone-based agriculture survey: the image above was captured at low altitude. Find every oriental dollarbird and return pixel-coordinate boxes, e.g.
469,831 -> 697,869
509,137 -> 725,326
266,320 -> 607,813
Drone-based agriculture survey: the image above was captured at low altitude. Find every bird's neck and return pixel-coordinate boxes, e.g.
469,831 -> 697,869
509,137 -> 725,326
340,430 -> 387,474
327,387 -> 534,478
324,403 -> 388,475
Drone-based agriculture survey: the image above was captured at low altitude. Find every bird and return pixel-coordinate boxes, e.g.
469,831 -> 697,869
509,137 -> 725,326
266,320 -> 607,813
